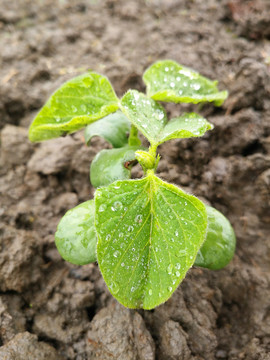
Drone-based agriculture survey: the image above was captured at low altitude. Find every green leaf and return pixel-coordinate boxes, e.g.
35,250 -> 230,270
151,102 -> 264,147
55,200 -> 97,265
120,90 -> 167,145
120,90 -> 213,146
90,146 -> 142,188
95,173 -> 207,309
29,72 -> 119,142
157,113 -> 213,145
84,111 -> 130,148
194,205 -> 236,270
143,60 -> 228,106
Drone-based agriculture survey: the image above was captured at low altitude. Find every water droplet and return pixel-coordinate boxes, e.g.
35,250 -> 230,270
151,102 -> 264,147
193,83 -> 201,90
170,82 -> 175,88
114,185 -> 120,189
80,104 -> 87,112
158,113 -> 164,120
175,263 -> 181,270
128,225 -> 134,232
142,124 -> 147,128
132,247 -> 135,252
183,81 -> 188,87
167,264 -> 173,274
131,286 -> 135,292
71,105 -> 77,112
135,214 -> 143,223
121,262 -> 125,267
119,232 -> 123,238
113,201 -> 123,211
99,204 -> 106,212
179,90 -> 183,95
175,231 -> 179,237
165,67 -> 169,72
176,271 -> 180,277
149,289 -> 152,295
55,117 -> 61,122
105,234 -> 111,241
113,250 -> 120,258
109,282 -> 119,294
176,76 -> 181,81
168,286 -> 172,292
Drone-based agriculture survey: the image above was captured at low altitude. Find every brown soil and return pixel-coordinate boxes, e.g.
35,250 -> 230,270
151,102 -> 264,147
0,0 -> 270,359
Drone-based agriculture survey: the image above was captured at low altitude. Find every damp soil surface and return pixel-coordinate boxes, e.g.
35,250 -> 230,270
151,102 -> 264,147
0,0 -> 270,359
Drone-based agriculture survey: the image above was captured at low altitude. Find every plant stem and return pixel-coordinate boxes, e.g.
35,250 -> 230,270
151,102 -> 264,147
149,144 -> 157,158
128,125 -> 141,146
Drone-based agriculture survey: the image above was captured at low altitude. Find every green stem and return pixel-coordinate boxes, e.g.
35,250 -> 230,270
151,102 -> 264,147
149,144 -> 158,158
128,125 -> 141,146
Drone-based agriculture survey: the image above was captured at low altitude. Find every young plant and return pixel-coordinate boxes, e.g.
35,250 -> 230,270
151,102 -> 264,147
29,60 -> 236,309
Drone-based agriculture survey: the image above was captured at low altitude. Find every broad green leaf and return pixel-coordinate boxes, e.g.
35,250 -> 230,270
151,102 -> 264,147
29,72 -> 119,142
143,60 -> 228,106
157,113 -> 213,145
120,90 -> 213,146
90,146 -> 142,188
84,111 -> 130,148
195,205 -> 236,270
120,90 -> 167,145
55,200 -> 97,265
95,173 -> 207,309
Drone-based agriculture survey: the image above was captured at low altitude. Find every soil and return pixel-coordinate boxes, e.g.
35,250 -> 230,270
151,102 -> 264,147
0,0 -> 270,359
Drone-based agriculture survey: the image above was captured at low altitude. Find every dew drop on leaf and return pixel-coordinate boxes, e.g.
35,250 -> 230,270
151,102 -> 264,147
113,201 -> 123,210
80,104 -> 87,112
167,264 -> 173,274
158,113 -> 164,120
135,214 -> 143,223
110,282 -> 119,294
99,204 -> 107,212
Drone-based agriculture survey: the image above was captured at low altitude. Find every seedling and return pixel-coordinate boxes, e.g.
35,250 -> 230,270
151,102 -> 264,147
29,60 -> 236,309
